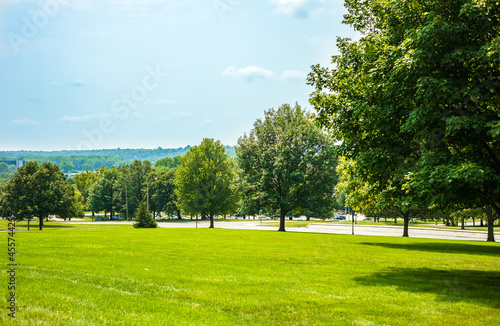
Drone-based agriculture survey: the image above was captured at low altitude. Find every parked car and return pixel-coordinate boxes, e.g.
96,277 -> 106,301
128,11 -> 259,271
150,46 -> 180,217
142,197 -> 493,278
110,215 -> 122,220
334,215 -> 346,220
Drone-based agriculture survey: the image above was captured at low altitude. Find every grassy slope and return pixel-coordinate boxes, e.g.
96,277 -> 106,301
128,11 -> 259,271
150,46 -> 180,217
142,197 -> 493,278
2,228 -> 499,325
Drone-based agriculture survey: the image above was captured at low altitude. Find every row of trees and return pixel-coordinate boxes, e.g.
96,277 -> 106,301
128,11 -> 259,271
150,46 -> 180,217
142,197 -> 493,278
77,104 -> 339,231
175,104 -> 338,231
308,0 -> 500,241
0,104 -> 340,232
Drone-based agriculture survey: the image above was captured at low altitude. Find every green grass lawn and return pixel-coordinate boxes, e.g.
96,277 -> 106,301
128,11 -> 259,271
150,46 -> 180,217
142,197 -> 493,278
2,227 -> 499,325
0,219 -> 132,231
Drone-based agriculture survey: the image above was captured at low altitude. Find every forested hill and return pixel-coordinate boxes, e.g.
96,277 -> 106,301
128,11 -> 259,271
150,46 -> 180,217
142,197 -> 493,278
0,146 -> 236,173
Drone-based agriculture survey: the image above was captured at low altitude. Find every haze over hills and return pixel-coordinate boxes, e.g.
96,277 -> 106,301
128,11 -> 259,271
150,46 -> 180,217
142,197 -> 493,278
0,146 -> 237,175
0,146 -> 236,161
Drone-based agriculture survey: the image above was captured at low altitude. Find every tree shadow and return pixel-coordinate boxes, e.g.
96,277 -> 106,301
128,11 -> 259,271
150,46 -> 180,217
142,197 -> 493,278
360,242 -> 500,257
10,223 -> 78,231
354,268 -> 500,308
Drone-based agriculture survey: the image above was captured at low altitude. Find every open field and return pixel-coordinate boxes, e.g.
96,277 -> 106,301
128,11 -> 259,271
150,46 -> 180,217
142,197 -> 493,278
2,227 -> 499,325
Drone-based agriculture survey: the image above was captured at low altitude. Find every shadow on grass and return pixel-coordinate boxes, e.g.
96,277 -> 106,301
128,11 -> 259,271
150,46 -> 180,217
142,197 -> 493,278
354,268 -> 500,308
360,242 -> 500,257
3,224 -> 78,231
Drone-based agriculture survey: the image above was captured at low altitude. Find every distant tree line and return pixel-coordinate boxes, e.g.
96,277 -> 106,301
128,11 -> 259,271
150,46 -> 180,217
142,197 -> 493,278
0,146 -> 236,181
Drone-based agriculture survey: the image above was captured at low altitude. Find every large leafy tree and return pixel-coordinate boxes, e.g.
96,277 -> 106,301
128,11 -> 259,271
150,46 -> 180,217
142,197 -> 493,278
236,103 -> 337,232
175,138 -> 236,228
308,0 -> 500,241
2,162 -> 76,230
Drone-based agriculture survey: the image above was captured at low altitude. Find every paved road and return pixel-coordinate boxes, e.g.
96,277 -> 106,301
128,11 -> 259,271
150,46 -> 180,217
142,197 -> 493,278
152,220 -> 500,242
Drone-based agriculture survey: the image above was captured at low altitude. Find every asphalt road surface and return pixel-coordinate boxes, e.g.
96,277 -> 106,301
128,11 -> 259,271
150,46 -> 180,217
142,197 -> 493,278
152,220 -> 500,242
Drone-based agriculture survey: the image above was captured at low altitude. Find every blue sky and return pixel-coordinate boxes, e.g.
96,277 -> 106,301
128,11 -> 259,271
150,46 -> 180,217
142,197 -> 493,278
0,0 -> 356,151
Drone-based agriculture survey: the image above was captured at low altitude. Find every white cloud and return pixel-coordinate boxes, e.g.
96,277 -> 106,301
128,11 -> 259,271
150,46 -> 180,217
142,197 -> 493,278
222,66 -> 275,81
70,79 -> 86,87
60,113 -> 110,123
10,119 -> 41,126
280,70 -> 307,80
158,111 -> 193,121
269,0 -> 325,18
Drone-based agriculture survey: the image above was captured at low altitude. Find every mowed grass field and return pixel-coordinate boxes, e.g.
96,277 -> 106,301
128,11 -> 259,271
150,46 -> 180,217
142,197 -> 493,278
2,227 -> 500,325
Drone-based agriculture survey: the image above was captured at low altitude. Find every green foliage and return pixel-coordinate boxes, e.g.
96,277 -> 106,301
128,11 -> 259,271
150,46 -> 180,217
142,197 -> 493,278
117,160 -> 153,218
149,169 -> 179,217
74,170 -> 98,210
87,168 -> 119,216
133,202 -> 157,228
237,103 -> 338,231
175,138 -> 236,227
308,0 -> 500,240
1,162 -> 77,229
154,155 -> 181,173
0,162 -> 8,173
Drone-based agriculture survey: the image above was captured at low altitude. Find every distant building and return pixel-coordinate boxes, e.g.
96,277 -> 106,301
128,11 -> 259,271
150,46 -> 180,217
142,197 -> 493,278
0,160 -> 25,168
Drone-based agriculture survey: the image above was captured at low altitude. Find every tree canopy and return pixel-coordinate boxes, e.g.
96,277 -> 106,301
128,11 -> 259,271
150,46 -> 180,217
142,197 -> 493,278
1,162 -> 77,230
175,138 -> 236,228
236,103 -> 337,231
308,0 -> 500,240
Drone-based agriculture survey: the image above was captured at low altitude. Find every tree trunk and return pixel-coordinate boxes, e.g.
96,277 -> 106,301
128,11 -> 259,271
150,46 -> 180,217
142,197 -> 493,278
209,214 -> 214,228
394,217 -> 397,224
243,215 -> 246,219
39,217 -> 44,230
306,215 -> 310,221
402,211 -> 410,237
27,218 -> 30,231
480,219 -> 484,227
473,216 -> 475,227
288,215 -> 293,221
278,209 -> 287,232
484,206 -> 497,242
461,217 -> 465,230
